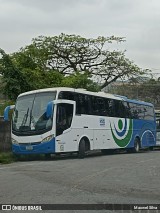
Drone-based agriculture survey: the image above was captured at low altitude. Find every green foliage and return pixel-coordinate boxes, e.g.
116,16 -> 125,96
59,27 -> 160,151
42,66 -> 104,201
0,152 -> 51,163
44,71 -> 63,87
0,49 -> 64,100
62,72 -> 100,92
0,100 -> 15,116
0,33 -> 147,100
28,33 -> 145,89
0,49 -> 33,100
0,152 -> 16,164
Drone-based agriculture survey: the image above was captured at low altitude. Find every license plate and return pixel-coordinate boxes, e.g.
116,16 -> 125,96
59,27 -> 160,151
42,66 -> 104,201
26,145 -> 33,150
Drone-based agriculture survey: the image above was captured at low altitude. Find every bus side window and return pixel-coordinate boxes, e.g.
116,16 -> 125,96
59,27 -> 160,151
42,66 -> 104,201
145,106 -> 154,121
76,94 -> 90,115
76,94 -> 84,114
91,96 -> 99,115
156,119 -> 160,130
136,105 -> 144,120
118,101 -> 127,118
108,99 -> 115,117
87,95 -> 92,115
58,91 -> 75,101
123,102 -> 131,118
129,103 -> 138,119
83,95 -> 90,114
97,98 -> 106,116
114,100 -> 121,118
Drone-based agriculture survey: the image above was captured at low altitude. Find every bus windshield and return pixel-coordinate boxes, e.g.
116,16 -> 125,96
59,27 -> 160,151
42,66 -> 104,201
12,92 -> 56,136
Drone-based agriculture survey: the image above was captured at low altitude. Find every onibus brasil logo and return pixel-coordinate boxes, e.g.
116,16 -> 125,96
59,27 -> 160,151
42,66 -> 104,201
110,118 -> 133,148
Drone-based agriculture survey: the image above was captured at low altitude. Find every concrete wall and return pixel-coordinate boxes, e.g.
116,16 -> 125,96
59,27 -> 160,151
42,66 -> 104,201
0,117 -> 11,152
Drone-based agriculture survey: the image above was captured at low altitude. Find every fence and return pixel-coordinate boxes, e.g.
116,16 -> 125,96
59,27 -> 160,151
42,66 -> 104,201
0,116 -> 11,152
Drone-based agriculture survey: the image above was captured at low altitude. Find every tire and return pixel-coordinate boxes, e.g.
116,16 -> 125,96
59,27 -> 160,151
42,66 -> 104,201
78,139 -> 86,159
133,138 -> 140,153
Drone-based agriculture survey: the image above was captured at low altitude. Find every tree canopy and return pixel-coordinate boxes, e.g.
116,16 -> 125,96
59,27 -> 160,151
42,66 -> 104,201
0,33 -> 148,100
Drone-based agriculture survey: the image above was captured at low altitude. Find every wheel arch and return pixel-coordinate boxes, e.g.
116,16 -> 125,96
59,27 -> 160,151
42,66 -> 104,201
78,136 -> 91,152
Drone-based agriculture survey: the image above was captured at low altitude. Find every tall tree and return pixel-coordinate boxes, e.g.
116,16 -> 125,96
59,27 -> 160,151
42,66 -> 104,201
0,49 -> 99,100
0,34 -> 149,100
20,33 -> 147,89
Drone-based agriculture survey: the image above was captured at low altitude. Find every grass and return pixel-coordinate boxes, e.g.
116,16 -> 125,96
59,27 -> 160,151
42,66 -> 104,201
0,152 -> 51,164
0,152 -> 78,164
0,152 -> 17,164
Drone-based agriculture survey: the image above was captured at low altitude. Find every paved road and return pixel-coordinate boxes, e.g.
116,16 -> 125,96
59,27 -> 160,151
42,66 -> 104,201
0,150 -> 160,212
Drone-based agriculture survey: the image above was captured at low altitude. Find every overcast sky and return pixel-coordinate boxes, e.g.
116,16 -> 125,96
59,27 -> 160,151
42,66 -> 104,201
0,0 -> 160,75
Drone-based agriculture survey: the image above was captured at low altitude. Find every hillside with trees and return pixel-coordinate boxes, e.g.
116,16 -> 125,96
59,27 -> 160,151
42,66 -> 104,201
104,78 -> 160,109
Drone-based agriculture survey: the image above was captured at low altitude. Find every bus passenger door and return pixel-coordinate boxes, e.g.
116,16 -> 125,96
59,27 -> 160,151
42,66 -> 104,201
55,101 -> 76,152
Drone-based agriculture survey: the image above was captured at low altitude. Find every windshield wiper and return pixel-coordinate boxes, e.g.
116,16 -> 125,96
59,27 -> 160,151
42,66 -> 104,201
21,107 -> 29,127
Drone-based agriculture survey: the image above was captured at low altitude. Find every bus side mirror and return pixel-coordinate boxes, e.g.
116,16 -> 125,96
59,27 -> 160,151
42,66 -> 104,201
46,101 -> 54,119
4,105 -> 15,121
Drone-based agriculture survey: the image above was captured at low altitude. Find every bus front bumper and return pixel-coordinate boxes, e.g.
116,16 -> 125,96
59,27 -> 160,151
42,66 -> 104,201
12,138 -> 55,155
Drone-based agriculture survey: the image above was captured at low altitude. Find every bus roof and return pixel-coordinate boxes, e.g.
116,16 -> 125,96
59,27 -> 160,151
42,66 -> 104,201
18,87 -> 122,100
121,96 -> 153,107
18,87 -> 153,107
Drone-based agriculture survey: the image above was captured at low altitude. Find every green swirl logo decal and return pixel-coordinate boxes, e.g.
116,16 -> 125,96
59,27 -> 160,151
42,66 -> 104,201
110,118 -> 133,148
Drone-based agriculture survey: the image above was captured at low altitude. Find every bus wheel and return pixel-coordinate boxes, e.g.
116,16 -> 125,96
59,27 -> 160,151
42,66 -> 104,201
78,139 -> 86,159
133,138 -> 140,153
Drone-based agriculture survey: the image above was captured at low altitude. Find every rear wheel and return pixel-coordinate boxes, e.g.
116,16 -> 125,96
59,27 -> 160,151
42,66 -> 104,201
133,138 -> 140,153
78,139 -> 86,159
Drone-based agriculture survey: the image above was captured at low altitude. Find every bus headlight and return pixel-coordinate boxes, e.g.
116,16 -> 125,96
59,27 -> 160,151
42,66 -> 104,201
12,138 -> 19,145
41,135 -> 54,143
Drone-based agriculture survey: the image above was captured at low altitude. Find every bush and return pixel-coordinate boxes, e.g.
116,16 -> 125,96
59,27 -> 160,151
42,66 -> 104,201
0,152 -> 16,164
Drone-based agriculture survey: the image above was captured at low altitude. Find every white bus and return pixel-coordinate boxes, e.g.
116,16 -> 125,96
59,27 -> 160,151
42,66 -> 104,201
4,87 -> 156,158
